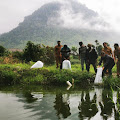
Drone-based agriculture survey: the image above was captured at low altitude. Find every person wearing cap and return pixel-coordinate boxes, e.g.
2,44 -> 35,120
60,45 -> 71,69
98,51 -> 115,77
102,42 -> 113,57
79,42 -> 87,71
86,44 -> 98,73
55,41 -> 63,68
114,43 -> 120,77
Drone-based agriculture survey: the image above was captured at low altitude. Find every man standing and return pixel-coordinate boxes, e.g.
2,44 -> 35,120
60,45 -> 71,69
98,51 -> 115,77
86,44 -> 98,73
79,42 -> 87,71
55,41 -> 63,68
114,43 -> 120,77
102,42 -> 113,57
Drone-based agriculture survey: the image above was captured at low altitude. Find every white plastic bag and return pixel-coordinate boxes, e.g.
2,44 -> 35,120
66,81 -> 72,86
31,61 -> 43,68
94,67 -> 103,83
62,60 -> 71,69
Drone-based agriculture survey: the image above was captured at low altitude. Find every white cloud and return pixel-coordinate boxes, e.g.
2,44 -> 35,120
56,1 -> 109,31
79,0 -> 120,32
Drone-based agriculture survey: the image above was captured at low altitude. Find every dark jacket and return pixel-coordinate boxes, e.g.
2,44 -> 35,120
79,46 -> 87,58
99,54 -> 115,68
61,47 -> 71,59
86,48 -> 98,63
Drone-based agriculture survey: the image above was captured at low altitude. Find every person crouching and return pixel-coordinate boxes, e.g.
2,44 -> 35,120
98,51 -> 115,77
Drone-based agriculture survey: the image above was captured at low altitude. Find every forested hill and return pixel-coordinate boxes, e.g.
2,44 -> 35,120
0,1 -> 116,49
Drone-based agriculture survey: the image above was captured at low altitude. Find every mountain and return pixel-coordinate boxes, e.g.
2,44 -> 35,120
0,1 -> 117,49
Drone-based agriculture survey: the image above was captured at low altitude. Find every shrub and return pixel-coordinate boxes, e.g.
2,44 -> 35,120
23,41 -> 55,65
103,76 -> 120,89
12,51 -> 23,61
0,45 -> 6,56
0,70 -> 18,85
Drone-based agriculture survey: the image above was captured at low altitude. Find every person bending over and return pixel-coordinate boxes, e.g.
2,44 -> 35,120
98,51 -> 115,77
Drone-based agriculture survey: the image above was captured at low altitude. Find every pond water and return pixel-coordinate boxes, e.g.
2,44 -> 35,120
0,85 -> 120,120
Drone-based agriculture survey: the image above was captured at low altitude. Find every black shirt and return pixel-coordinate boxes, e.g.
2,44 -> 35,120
99,54 -> 115,68
86,48 -> 98,62
61,47 -> 71,59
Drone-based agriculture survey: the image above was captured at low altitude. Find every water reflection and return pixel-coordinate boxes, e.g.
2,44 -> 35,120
23,91 -> 38,103
99,89 -> 115,120
54,93 -> 71,119
1,86 -> 120,120
114,91 -> 120,120
78,91 -> 98,120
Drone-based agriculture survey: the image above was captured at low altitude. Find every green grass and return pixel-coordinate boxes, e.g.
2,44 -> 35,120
0,62 -> 95,86
0,58 -> 118,88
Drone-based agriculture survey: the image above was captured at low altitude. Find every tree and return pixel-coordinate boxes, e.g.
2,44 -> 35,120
23,41 -> 55,64
23,41 -> 44,62
0,45 -> 6,56
71,46 -> 78,55
95,40 -> 103,56
71,46 -> 78,59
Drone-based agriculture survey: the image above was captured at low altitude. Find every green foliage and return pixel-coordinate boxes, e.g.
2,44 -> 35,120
103,77 -> 120,89
23,41 -> 43,62
12,51 -> 23,61
95,40 -> 103,56
0,45 -> 6,56
71,46 -> 78,59
22,75 -> 45,84
0,61 -> 119,88
0,63 -> 95,86
0,70 -> 18,85
71,46 -> 78,55
42,46 -> 55,65
23,41 -> 55,64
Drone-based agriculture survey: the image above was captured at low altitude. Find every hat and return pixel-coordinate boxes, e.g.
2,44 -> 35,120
87,44 -> 92,47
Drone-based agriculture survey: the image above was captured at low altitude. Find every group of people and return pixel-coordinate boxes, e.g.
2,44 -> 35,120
55,41 -> 120,77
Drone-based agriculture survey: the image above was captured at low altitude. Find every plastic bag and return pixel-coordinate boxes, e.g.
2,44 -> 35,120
62,60 -> 71,69
94,67 -> 103,83
31,61 -> 43,68
66,81 -> 72,86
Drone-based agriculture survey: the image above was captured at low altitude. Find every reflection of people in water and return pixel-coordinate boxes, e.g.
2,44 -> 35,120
54,93 -> 71,119
114,91 -> 120,120
99,89 -> 115,120
78,91 -> 98,120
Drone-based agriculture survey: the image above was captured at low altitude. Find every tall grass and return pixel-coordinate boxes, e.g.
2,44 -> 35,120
0,63 -> 95,86
0,57 -> 118,88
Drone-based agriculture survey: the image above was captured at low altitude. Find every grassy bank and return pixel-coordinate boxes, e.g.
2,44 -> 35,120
0,63 -> 95,87
0,60 -> 119,89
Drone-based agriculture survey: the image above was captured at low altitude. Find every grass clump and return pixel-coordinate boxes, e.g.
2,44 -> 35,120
0,63 -> 95,86
0,70 -> 18,85
103,76 -> 120,89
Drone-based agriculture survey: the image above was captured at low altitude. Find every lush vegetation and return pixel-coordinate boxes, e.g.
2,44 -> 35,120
0,57 -> 118,89
22,41 -> 55,64
0,63 -> 95,86
0,41 -> 119,89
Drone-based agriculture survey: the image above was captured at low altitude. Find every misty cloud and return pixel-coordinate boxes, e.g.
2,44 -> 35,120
53,1 -> 110,31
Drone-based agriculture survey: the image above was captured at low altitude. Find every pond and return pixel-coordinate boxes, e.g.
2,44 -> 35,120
0,85 -> 120,120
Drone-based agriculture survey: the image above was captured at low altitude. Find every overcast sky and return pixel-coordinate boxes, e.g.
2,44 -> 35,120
0,0 -> 120,34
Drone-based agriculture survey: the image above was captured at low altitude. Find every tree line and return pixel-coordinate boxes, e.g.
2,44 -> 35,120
0,40 -> 103,64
